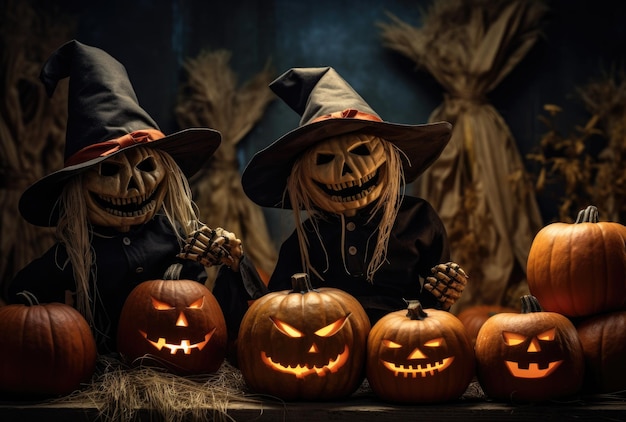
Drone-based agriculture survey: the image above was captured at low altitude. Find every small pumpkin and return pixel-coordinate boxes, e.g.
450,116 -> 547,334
527,205 -> 626,317
475,295 -> 584,402
237,273 -> 371,401
117,263 -> 227,375
0,292 -> 97,396
457,304 -> 517,346
576,309 -> 626,393
366,300 -> 475,403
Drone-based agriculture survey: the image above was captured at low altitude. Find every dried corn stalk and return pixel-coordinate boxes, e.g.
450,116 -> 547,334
379,0 -> 547,311
175,50 -> 277,287
0,0 -> 75,302
530,67 -> 626,223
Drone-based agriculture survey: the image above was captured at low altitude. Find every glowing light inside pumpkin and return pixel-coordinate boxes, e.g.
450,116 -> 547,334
260,314 -> 352,378
139,295 -> 215,354
502,327 -> 563,378
261,346 -> 350,378
139,328 -> 216,354
380,337 -> 455,378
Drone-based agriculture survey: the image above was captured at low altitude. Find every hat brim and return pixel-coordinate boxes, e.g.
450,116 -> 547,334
19,127 -> 221,227
242,119 -> 451,208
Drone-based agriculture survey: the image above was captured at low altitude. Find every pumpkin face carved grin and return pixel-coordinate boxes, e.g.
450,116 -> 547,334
261,345 -> 350,378
314,169 -> 380,203
505,359 -> 562,378
90,189 -> 158,218
139,328 -> 216,355
381,356 -> 455,378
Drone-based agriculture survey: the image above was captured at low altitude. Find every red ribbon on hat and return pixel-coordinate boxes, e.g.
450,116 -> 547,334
310,108 -> 382,123
64,129 -> 166,167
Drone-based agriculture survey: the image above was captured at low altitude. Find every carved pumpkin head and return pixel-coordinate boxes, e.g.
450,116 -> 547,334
237,273 -> 371,401
117,264 -> 227,375
366,301 -> 475,403
297,133 -> 386,215
82,146 -> 168,231
475,295 -> 585,402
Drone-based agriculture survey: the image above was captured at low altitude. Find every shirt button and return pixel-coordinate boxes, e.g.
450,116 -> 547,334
123,237 -> 131,246
346,222 -> 356,231
135,267 -> 144,274
348,246 -> 357,255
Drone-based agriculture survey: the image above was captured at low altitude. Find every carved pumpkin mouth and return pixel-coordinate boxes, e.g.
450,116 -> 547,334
505,360 -> 563,378
315,170 -> 379,203
381,356 -> 455,378
90,189 -> 158,217
139,328 -> 216,355
260,345 -> 350,379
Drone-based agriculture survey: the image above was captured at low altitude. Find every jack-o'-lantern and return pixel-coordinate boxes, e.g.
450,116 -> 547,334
0,292 -> 97,396
237,273 -> 371,400
366,300 -> 475,403
82,146 -> 168,231
117,264 -> 227,375
298,133 -> 387,215
475,295 -> 584,402
527,205 -> 626,317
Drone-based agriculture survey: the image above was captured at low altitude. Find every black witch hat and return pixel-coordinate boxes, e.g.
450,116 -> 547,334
18,40 -> 221,227
241,66 -> 451,209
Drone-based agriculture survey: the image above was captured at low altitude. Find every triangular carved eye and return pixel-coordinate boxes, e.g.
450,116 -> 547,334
349,144 -> 370,156
424,337 -> 444,348
271,317 -> 303,337
503,331 -> 527,346
151,297 -> 174,310
315,315 -> 350,337
188,297 -> 204,309
537,328 -> 556,341
383,339 -> 402,348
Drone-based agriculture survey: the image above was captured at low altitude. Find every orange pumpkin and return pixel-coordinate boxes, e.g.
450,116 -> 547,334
457,305 -> 517,346
237,273 -> 371,401
366,300 -> 475,403
576,309 -> 626,393
527,205 -> 626,317
0,294 -> 97,396
475,295 -> 584,402
117,264 -> 227,375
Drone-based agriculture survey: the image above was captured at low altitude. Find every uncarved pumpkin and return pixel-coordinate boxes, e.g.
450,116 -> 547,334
237,273 -> 371,401
366,300 -> 475,403
527,205 -> 626,317
457,305 -> 517,346
475,295 -> 585,402
117,264 -> 227,375
0,295 -> 97,396
576,309 -> 626,393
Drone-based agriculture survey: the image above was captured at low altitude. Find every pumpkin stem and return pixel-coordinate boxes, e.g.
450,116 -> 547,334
405,299 -> 428,320
16,290 -> 40,306
575,205 -> 599,223
520,295 -> 543,313
291,273 -> 315,293
164,263 -> 183,280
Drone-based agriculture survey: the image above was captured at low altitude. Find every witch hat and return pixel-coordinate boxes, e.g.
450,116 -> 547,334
241,66 -> 451,208
18,40 -> 221,226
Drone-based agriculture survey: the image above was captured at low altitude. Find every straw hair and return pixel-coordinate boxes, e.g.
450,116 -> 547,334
56,147 -> 202,337
286,136 -> 404,283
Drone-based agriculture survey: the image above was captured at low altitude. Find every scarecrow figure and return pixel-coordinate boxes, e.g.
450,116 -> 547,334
8,40 -> 246,353
201,67 -> 468,332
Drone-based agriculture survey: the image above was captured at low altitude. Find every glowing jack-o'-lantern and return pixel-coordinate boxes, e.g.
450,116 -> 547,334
298,133 -> 386,215
117,264 -> 227,375
237,273 -> 371,400
366,300 -> 475,403
82,146 -> 168,232
475,295 -> 584,402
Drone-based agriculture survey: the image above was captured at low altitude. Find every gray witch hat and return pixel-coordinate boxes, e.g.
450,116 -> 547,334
19,40 -> 221,227
241,66 -> 451,209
